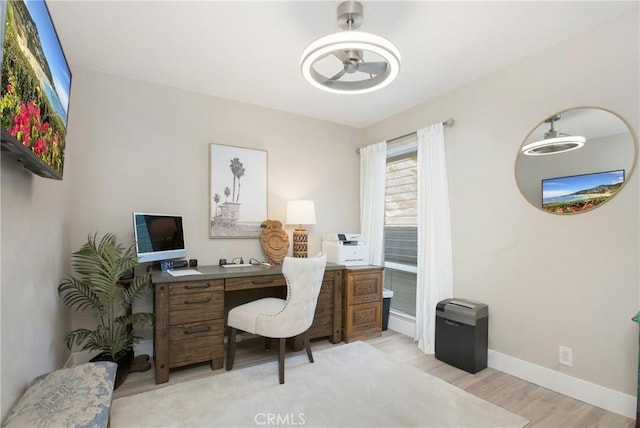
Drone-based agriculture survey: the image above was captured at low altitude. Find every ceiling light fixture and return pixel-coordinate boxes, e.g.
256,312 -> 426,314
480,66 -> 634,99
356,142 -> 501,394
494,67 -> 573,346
521,114 -> 586,156
300,1 -> 401,94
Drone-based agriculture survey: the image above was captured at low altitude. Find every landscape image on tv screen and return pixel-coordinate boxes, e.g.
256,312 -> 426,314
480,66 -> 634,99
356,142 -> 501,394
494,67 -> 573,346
542,169 -> 625,214
1,0 -> 71,179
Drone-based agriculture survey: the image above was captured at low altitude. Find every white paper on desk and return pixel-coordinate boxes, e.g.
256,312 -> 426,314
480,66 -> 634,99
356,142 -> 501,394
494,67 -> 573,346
167,269 -> 202,277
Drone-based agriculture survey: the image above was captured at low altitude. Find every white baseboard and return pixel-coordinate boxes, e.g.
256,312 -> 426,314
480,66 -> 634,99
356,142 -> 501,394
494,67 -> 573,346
387,314 -> 635,419
64,340 -> 154,368
63,353 -> 74,368
488,349 -> 636,419
65,349 -> 97,367
388,311 -> 416,338
134,339 -> 153,358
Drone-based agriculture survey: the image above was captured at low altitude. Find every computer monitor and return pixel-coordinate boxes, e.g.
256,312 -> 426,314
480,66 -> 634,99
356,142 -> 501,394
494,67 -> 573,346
132,212 -> 186,263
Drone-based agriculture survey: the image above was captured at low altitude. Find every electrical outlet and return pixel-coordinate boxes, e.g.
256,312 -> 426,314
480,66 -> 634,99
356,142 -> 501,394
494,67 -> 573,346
559,346 -> 573,367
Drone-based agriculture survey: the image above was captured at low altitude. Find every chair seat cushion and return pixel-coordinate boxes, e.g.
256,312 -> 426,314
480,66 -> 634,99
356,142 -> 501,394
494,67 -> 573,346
228,297 -> 286,335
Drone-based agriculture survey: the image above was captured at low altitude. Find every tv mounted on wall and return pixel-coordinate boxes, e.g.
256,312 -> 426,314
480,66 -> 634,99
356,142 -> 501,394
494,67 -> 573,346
541,169 -> 625,214
1,0 -> 72,180
133,213 -> 187,264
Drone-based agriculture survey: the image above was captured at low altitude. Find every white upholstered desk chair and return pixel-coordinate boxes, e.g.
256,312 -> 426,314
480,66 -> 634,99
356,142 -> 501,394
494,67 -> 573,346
225,253 -> 327,384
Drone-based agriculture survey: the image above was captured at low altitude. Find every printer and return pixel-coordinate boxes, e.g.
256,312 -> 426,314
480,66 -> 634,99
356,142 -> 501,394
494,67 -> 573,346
322,234 -> 369,266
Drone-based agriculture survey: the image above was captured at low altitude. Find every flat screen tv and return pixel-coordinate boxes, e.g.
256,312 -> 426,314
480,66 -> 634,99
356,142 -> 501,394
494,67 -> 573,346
1,0 -> 72,180
133,213 -> 187,263
541,169 -> 625,214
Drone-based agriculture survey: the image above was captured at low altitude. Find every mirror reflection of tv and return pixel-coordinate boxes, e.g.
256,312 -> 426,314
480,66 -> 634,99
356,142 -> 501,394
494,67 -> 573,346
1,0 -> 72,180
133,213 -> 187,263
541,169 -> 625,214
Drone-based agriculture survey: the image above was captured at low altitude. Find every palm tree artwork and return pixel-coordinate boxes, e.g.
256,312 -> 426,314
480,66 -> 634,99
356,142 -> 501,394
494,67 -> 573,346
230,157 -> 245,202
210,144 -> 266,238
212,157 -> 245,230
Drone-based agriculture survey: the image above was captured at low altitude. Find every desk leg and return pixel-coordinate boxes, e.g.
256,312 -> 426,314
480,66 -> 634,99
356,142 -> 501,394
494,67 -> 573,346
330,270 -> 343,344
154,283 -> 170,384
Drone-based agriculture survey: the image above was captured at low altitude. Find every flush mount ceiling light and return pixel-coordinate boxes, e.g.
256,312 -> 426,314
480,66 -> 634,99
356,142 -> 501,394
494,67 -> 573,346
521,114 -> 586,156
300,1 -> 401,94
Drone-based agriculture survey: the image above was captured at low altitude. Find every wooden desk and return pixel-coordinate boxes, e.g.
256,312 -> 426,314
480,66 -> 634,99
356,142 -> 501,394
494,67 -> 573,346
152,263 -> 344,384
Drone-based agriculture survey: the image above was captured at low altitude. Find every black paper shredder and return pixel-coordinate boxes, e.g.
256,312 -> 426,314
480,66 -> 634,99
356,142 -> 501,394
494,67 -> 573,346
435,298 -> 488,374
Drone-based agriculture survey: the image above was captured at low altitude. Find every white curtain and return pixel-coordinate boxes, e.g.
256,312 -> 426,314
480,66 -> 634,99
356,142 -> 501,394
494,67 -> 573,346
415,123 -> 453,354
359,141 -> 387,266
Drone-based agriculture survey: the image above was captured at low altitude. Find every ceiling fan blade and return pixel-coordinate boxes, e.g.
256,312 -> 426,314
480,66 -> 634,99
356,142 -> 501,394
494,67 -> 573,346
332,50 -> 351,64
356,61 -> 387,75
329,68 -> 347,81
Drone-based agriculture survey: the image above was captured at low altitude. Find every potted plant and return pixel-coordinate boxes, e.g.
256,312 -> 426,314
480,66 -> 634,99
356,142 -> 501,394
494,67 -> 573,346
58,232 -> 154,389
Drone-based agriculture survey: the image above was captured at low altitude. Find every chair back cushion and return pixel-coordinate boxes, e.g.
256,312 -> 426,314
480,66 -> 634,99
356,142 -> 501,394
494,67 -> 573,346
255,253 -> 327,337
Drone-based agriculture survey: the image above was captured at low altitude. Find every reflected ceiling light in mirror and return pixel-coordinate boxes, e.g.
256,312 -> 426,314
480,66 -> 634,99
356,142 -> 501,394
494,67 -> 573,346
515,107 -> 637,215
300,1 -> 401,94
522,114 -> 585,155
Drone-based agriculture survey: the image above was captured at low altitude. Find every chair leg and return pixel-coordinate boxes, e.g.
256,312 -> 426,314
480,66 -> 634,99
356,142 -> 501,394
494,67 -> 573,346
226,327 -> 236,370
278,338 -> 286,384
303,331 -> 314,363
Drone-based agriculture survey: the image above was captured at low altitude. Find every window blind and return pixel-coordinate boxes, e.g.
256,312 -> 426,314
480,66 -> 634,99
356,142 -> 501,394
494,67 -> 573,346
385,150 -> 417,265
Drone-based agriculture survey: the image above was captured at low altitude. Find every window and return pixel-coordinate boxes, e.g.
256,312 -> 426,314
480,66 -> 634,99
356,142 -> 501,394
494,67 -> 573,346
384,138 -> 418,317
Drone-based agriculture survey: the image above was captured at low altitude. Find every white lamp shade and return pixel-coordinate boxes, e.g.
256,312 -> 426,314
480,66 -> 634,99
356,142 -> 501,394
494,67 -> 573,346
286,200 -> 316,225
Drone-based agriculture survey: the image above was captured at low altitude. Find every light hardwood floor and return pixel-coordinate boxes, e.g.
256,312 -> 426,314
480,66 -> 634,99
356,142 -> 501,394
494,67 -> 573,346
115,330 -> 634,427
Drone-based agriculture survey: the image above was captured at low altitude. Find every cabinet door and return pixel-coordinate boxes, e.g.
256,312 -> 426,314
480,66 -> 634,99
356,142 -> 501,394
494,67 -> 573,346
346,271 -> 381,305
344,301 -> 382,342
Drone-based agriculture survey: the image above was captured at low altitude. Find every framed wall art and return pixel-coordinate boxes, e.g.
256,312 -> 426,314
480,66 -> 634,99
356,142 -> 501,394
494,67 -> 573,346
210,144 -> 267,238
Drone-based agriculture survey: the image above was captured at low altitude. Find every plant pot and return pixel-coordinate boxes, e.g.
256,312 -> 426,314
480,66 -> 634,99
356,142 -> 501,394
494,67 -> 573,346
90,349 -> 134,390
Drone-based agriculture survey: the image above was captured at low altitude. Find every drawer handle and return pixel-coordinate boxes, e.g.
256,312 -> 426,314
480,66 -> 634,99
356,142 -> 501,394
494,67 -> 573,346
184,298 -> 212,305
184,326 -> 211,335
252,278 -> 275,285
185,283 -> 211,290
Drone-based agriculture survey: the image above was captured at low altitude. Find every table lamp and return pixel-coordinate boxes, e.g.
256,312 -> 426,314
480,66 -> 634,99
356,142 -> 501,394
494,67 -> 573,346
286,200 -> 316,258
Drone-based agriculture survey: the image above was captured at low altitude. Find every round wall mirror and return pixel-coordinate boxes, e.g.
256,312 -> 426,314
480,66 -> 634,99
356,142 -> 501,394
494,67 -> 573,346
516,107 -> 637,214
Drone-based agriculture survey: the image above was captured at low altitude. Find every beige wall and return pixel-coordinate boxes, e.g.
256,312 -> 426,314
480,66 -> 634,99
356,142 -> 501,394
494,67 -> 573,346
0,157 -> 72,416
64,69 -> 362,334
361,11 -> 639,396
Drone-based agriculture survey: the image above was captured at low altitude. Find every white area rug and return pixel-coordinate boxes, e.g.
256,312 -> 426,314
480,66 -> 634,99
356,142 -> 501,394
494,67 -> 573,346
111,341 -> 528,427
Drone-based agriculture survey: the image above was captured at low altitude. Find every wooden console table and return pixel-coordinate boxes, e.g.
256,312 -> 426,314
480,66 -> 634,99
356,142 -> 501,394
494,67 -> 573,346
152,263 -> 344,384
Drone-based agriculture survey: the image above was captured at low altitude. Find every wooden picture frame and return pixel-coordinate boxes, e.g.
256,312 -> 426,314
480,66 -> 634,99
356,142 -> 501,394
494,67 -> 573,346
210,144 -> 267,238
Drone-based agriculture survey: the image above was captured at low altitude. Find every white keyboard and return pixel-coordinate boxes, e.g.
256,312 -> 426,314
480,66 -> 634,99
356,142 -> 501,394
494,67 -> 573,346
221,263 -> 254,268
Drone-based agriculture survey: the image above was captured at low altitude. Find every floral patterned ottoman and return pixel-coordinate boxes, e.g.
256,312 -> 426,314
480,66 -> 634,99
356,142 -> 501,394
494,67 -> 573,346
2,361 -> 117,428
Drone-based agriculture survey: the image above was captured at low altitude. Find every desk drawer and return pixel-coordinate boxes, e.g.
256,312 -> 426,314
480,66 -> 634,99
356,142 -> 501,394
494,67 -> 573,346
225,274 -> 286,291
169,279 -> 223,295
169,319 -> 220,342
169,320 -> 223,368
169,290 -> 223,324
